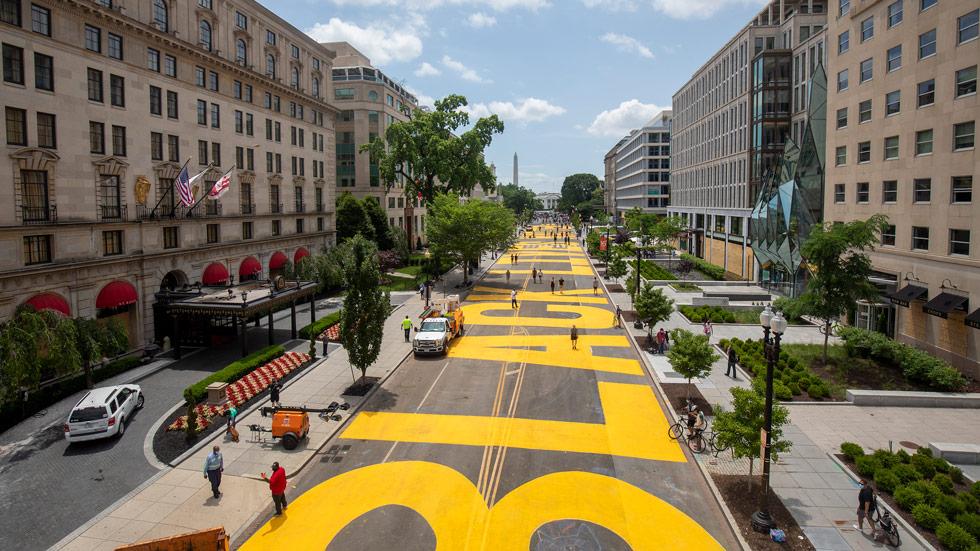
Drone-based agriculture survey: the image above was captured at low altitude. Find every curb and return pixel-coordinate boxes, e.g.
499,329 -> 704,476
597,264 -> 751,551
828,453 -> 939,551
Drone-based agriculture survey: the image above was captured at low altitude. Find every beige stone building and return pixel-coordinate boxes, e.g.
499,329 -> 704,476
824,0 -> 979,377
0,0 -> 339,348
323,42 -> 427,249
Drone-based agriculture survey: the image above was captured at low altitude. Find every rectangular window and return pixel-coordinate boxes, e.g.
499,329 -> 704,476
195,66 -> 205,87
3,43 -> 23,84
838,30 -> 849,54
835,145 -> 847,165
33,52 -> 52,91
919,29 -> 936,59
109,74 -> 124,107
246,148 -> 253,170
196,100 -> 206,125
954,121 -> 975,150
235,11 -> 247,29
837,69 -> 848,91
102,230 -> 123,256
840,0 -> 850,17
211,142 -> 220,166
860,17 -> 874,42
856,182 -> 870,203
210,103 -> 219,128
235,110 -> 243,133
271,219 -> 281,236
881,225 -> 896,246
89,121 -> 104,153
235,146 -> 244,169
85,25 -> 101,53
111,125 -> 126,156
911,226 -> 929,250
836,107 -> 848,129
913,178 -> 931,202
23,235 -> 52,265
958,9 -> 979,44
921,0 -> 936,11
242,221 -> 253,240
886,45 -> 902,72
168,134 -> 179,161
36,112 -> 55,148
295,218 -> 304,234
87,68 -> 103,102
885,90 -> 900,115
917,79 -> 935,107
265,152 -> 273,173
166,90 -> 178,119
151,131 -> 163,160
245,113 -> 253,136
149,86 -> 162,115
858,99 -> 872,122
858,141 -> 871,163
887,0 -> 903,27
952,176 -> 973,203
244,84 -> 252,103
834,183 -> 846,203
266,30 -> 276,45
163,227 -> 178,249
883,180 -> 898,203
860,58 -> 873,82
233,80 -> 241,99
884,136 -> 899,160
208,70 -> 218,92
164,54 -> 176,77
956,66 -> 977,98
5,106 -> 26,145
335,87 -> 355,100
198,140 -> 208,165
915,129 -> 933,155
206,223 -> 219,243
950,229 -> 971,256
147,48 -> 160,72
107,32 -> 122,60
31,4 -> 50,35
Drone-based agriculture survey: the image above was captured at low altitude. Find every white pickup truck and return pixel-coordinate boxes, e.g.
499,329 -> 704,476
413,296 -> 464,355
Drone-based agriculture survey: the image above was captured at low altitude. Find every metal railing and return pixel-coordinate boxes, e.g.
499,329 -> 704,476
271,202 -> 282,214
294,201 -> 305,213
137,204 -> 186,220
22,204 -> 57,224
99,204 -> 127,221
241,202 -> 255,215
315,202 -> 324,213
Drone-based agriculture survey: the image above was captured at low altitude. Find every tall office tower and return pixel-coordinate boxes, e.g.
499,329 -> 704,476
823,0 -> 979,378
513,153 -> 519,188
670,0 -> 826,280
0,0 -> 339,347
611,111 -> 673,218
603,139 -> 625,219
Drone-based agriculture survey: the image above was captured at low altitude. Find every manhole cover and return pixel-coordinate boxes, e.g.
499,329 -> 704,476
899,441 -> 920,449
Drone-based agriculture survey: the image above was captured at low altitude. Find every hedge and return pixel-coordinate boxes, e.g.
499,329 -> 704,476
182,345 -> 285,405
680,305 -> 737,324
837,326 -> 968,391
718,337 -> 831,400
299,311 -> 342,340
638,260 -> 677,281
679,253 -> 726,280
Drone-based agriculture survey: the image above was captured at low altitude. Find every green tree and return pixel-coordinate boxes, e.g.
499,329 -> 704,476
799,215 -> 888,363
712,387 -> 791,476
651,216 -> 687,267
338,235 -> 392,382
499,183 -> 542,217
296,246 -> 349,293
73,318 -> 127,388
667,329 -> 719,402
634,284 -> 674,335
336,192 -> 375,243
558,173 -> 602,213
426,194 -> 516,284
594,210 -> 610,226
360,95 -> 504,205
362,196 -> 395,251
390,226 -> 412,264
606,252 -> 628,280
0,308 -> 80,405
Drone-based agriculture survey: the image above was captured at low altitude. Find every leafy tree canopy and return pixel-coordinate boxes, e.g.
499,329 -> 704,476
336,192 -> 375,243
634,284 -> 674,329
558,173 -> 601,213
426,194 -> 516,283
338,235 -> 392,381
499,183 -> 542,217
667,329 -> 719,400
361,196 -> 395,251
712,387 -> 791,475
360,95 -> 504,205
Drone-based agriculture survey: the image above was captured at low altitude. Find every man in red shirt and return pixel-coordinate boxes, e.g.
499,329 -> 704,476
261,462 -> 287,515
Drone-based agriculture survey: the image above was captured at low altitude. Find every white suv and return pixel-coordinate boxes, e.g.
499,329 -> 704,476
64,384 -> 144,443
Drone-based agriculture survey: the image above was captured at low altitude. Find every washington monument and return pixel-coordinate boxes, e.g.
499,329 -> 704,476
513,153 -> 519,188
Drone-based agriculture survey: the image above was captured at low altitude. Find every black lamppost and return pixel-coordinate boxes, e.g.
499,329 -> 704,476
751,305 -> 787,533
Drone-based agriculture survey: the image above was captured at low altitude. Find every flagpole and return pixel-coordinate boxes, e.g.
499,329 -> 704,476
187,164 -> 224,215
149,159 -> 190,217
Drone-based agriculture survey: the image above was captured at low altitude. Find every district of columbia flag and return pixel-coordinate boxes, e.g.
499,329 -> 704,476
209,169 -> 233,199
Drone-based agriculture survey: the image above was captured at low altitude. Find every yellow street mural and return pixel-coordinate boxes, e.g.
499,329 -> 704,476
461,302 -> 614,328
448,334 -> 641,375
468,287 -> 608,304
239,461 -> 723,551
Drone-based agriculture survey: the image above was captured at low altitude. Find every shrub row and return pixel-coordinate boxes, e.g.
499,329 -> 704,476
680,305 -> 738,324
638,260 -> 677,281
837,326 -> 968,392
720,337 -> 833,400
298,311 -> 342,340
678,253 -> 726,280
840,442 -> 980,549
182,345 -> 285,405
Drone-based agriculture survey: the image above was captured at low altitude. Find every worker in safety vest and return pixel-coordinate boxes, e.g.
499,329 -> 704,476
402,316 -> 412,342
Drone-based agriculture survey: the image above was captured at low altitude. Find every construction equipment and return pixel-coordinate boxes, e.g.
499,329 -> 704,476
114,526 -> 228,551
414,295 -> 465,355
255,402 -> 349,450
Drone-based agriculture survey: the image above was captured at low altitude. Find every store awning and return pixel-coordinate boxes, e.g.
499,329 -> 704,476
966,309 -> 980,330
887,284 -> 928,307
24,293 -> 71,316
269,251 -> 288,271
96,280 -> 138,309
239,257 -> 262,278
922,292 -> 969,319
294,247 -> 310,265
202,263 -> 229,286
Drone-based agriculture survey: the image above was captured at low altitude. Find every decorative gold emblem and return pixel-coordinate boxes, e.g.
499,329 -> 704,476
274,276 -> 286,290
134,176 -> 150,205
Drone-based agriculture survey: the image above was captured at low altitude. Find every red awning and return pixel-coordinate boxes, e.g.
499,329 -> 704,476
239,256 -> 262,277
269,252 -> 288,271
24,293 -> 71,316
96,280 -> 138,309
202,263 -> 229,286
294,247 -> 310,265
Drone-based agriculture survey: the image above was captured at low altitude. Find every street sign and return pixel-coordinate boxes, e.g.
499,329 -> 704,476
760,428 -> 768,460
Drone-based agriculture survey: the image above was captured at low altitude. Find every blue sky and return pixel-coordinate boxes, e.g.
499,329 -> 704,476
270,0 -> 769,193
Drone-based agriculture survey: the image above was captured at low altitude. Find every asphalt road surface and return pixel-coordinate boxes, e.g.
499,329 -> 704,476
238,225 -> 739,550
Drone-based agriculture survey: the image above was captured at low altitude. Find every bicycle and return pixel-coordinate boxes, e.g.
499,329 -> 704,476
871,509 -> 901,547
667,420 -> 707,453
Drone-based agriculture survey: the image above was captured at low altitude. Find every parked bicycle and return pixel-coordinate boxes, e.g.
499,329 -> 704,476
668,420 -> 707,453
872,509 -> 901,547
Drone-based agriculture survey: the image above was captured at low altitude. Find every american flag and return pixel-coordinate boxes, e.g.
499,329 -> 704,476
174,164 -> 194,206
208,169 -> 233,199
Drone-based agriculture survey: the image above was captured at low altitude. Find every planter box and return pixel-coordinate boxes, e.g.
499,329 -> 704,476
206,382 -> 229,406
691,296 -> 729,307
846,389 -> 980,408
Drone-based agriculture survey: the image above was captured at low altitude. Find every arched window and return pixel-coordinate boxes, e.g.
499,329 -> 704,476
266,54 -> 276,79
199,20 -> 212,51
152,0 -> 168,32
291,67 -> 299,88
367,90 -> 379,102
236,39 -> 247,65
312,77 -> 320,98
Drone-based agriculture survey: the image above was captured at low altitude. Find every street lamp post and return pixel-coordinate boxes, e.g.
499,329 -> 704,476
751,305 -> 787,533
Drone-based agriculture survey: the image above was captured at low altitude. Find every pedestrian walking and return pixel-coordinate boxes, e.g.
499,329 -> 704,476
592,277 -> 599,295
854,479 -> 877,532
204,446 -> 223,499
615,305 -> 622,328
538,269 -> 544,283
506,269 -> 511,283
664,329 -> 670,351
226,405 -> 239,442
725,345 -> 738,378
531,267 -> 537,282
558,277 -> 565,294
511,289 -> 518,309
419,282 -> 426,300
270,379 -> 281,407
402,315 -> 412,342
515,254 -> 519,263
261,462 -> 288,515
570,324 -> 579,350
550,278 -> 556,294
703,320 -> 713,342
656,328 -> 666,354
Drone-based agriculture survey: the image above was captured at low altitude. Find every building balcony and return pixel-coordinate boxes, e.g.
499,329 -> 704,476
271,203 -> 283,214
137,204 -> 186,220
294,201 -> 305,213
241,203 -> 255,215
99,204 -> 127,222
22,204 -> 56,225
315,202 -> 324,213
187,203 -> 222,218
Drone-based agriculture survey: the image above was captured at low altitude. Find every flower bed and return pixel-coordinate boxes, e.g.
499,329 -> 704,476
167,351 -> 310,432
719,337 -> 834,400
839,443 -> 980,550
318,323 -> 340,342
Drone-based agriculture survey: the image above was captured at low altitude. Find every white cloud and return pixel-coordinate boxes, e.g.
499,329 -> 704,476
307,18 -> 423,65
580,0 -> 637,10
600,32 -> 654,59
517,171 -> 562,193
442,55 -> 490,83
467,12 -> 498,27
652,0 -> 767,19
414,62 -> 442,77
405,86 -> 436,109
587,99 -> 665,137
329,0 -> 549,11
464,98 -> 566,123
